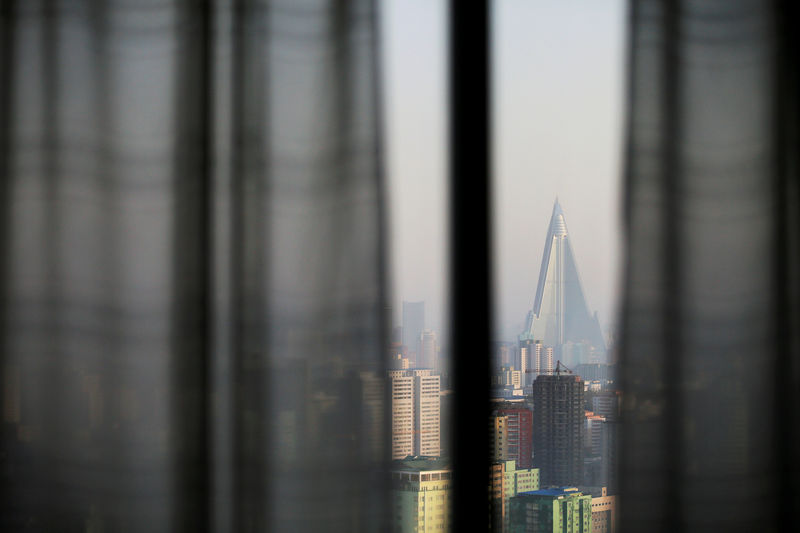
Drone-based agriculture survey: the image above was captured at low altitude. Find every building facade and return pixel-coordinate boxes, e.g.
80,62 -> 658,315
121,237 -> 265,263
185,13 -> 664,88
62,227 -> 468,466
503,460 -> 540,532
491,460 -> 541,533
584,411 -> 605,458
509,487 -> 592,533
491,415 -> 509,462
491,462 -> 506,532
587,392 -> 620,492
415,371 -> 441,456
590,488 -> 616,533
391,456 -> 451,533
391,372 -> 414,459
520,340 -> 556,387
493,402 -> 533,469
590,391 -> 621,421
390,369 -> 441,459
532,374 -> 584,487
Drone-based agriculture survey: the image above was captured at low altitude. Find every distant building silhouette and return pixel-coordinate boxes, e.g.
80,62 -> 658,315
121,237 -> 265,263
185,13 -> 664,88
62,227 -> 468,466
520,200 -> 606,364
402,301 -> 424,366
419,329 -> 437,369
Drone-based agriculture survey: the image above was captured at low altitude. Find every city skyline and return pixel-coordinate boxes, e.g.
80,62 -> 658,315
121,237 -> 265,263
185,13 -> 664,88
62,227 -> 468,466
382,0 -> 625,341
392,197 -> 611,352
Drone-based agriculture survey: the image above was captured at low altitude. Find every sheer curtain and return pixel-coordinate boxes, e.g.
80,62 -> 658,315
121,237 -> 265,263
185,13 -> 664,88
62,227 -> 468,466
0,1 -> 387,531
620,0 -> 799,531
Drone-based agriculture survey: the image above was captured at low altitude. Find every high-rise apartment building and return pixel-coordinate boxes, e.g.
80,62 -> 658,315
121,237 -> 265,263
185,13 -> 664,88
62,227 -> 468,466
586,393 -> 620,492
532,374 -> 584,487
520,344 -> 529,382
542,346 -> 554,376
491,459 -> 541,533
493,402 -> 533,469
584,411 -> 606,458
391,372 -> 414,459
590,391 -> 621,422
583,411 -> 614,489
439,389 -> 453,457
505,367 -> 522,389
491,462 -> 505,532
391,456 -> 451,533
415,371 -> 440,456
491,415 -> 509,462
520,340 -> 555,387
509,487 -> 592,533
390,369 -> 440,459
402,301 -> 425,366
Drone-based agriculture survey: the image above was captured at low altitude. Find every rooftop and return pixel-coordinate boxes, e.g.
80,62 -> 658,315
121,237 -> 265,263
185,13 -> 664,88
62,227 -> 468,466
518,487 -> 583,498
391,456 -> 451,472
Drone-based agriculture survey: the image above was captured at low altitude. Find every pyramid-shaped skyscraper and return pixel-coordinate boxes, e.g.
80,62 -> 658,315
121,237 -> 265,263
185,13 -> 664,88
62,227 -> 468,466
520,200 -> 606,360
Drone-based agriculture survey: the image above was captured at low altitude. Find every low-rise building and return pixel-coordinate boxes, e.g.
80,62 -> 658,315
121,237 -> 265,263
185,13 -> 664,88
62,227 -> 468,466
509,487 -> 592,533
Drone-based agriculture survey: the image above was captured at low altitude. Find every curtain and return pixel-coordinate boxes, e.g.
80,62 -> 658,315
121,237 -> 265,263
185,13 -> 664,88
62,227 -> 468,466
0,1 -> 388,531
620,0 -> 799,531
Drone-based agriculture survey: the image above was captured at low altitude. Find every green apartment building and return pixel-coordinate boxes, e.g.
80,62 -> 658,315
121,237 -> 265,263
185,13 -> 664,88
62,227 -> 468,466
502,460 -> 540,531
510,487 -> 592,533
492,460 -> 541,532
504,460 -> 539,496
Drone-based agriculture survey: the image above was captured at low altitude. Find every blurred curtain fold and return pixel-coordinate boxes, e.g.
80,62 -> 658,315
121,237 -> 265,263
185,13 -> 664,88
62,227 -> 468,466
620,0 -> 800,531
0,0 -> 388,531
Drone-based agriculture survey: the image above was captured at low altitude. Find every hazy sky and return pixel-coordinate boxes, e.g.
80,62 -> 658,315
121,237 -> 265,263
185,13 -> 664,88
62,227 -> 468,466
381,0 -> 625,343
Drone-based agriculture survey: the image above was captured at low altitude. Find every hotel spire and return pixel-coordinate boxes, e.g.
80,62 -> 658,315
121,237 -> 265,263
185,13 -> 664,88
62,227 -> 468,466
520,199 -> 605,356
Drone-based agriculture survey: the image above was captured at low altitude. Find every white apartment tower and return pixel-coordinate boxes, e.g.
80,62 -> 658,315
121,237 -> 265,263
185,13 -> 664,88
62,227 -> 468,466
390,373 -> 414,459
390,369 -> 441,459
522,341 -> 555,386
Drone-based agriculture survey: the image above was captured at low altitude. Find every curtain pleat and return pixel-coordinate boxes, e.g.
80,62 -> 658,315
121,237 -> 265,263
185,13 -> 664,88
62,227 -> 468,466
0,1 -> 387,531
620,1 -> 800,531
